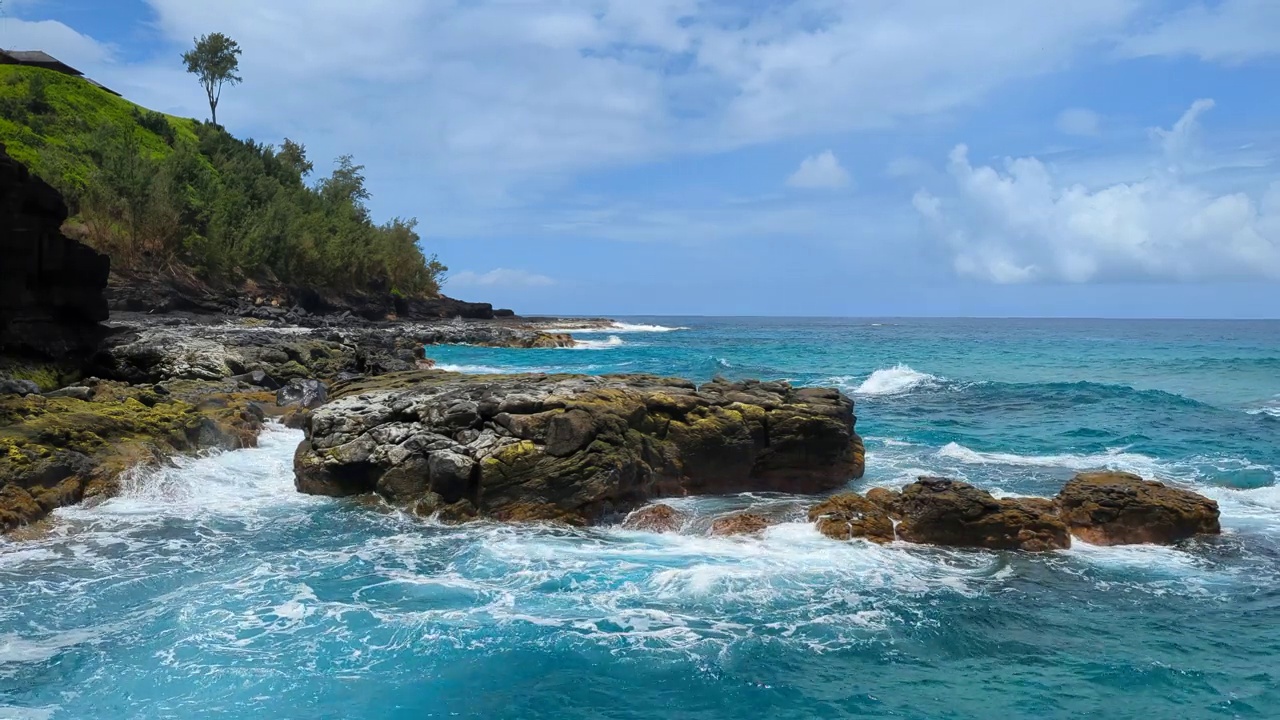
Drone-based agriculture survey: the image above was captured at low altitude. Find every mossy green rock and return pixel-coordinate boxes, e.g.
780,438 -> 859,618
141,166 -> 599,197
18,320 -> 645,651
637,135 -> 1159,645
295,371 -> 865,524
0,380 -> 271,532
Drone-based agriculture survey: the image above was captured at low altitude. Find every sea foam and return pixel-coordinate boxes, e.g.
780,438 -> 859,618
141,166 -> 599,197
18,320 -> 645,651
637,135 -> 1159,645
854,364 -> 940,395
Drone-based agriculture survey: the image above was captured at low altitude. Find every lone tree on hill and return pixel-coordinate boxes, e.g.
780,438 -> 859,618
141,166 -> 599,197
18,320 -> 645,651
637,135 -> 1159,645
182,32 -> 241,127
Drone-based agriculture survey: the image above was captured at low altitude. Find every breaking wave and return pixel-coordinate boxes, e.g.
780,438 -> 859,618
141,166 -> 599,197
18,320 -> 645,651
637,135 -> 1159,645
852,365 -> 941,396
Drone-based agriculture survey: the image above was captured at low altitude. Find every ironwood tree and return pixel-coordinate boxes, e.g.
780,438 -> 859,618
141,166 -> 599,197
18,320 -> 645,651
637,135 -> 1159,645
182,32 -> 242,127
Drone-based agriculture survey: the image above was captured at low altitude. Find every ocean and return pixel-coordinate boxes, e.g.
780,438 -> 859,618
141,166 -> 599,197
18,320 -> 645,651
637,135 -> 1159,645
2,317 -> 1279,719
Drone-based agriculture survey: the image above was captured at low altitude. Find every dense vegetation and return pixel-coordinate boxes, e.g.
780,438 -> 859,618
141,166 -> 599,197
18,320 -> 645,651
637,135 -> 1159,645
0,65 -> 445,296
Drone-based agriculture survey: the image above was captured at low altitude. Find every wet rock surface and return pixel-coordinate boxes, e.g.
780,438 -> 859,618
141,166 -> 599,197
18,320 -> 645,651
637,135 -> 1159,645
1055,471 -> 1221,546
294,371 -> 865,525
0,379 -> 271,532
806,474 -> 1219,551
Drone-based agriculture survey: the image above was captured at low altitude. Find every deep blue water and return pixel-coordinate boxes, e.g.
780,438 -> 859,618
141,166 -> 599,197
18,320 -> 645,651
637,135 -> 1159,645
3,317 -> 1280,719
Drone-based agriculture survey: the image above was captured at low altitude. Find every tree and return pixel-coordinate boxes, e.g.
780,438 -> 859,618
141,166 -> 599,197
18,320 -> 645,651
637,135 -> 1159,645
182,32 -> 242,127
278,138 -> 313,179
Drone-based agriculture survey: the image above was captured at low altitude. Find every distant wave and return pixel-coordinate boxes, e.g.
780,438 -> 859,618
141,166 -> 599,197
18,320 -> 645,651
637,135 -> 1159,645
539,322 -> 689,334
609,322 -> 689,333
435,363 -> 510,374
852,365 -> 940,396
574,336 -> 625,350
934,442 -> 1161,474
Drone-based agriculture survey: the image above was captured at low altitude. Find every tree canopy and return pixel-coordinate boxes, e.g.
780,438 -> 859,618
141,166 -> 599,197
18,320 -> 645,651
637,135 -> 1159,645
182,33 -> 242,127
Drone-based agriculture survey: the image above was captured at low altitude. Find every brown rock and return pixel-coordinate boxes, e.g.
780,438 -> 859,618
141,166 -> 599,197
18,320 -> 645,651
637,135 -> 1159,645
622,503 -> 687,533
807,493 -> 895,543
710,512 -> 772,536
895,477 -> 1070,551
1055,471 -> 1220,545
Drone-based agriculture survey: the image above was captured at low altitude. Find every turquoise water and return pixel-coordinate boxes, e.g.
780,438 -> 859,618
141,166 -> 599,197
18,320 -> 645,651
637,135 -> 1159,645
3,318 -> 1280,719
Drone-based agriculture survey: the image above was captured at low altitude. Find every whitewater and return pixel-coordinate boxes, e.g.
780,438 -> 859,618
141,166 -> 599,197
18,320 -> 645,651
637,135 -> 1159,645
3,317 -> 1280,718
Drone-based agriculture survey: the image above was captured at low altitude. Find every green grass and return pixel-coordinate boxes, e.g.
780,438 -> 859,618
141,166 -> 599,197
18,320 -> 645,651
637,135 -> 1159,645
0,65 -> 201,192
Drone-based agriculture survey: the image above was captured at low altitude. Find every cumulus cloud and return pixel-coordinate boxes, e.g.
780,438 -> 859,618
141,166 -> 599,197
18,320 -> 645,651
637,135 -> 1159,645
786,150 -> 850,189
914,100 -> 1280,283
448,268 -> 556,288
1056,108 -> 1101,136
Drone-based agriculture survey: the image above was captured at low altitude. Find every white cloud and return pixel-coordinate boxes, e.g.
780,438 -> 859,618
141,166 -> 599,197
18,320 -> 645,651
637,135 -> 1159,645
30,0 -> 1150,193
448,268 -> 556,288
914,100 -> 1280,283
1056,108 -> 1101,136
786,150 -> 850,189
0,18 -> 115,69
1121,0 -> 1280,63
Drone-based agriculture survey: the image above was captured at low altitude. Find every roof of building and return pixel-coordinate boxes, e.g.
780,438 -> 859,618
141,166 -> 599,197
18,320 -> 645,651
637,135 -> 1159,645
0,50 -> 84,76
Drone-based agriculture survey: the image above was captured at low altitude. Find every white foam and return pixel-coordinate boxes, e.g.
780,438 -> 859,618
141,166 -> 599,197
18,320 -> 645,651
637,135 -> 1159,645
608,322 -> 689,333
853,364 -> 940,396
934,442 -> 1163,475
56,425 -> 314,526
435,363 -> 509,374
540,322 -> 689,334
573,335 -> 624,350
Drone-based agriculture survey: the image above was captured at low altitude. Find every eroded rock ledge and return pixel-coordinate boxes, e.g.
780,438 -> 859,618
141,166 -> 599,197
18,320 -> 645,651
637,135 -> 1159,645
293,371 -> 866,524
803,473 -> 1219,550
1,380 -> 270,531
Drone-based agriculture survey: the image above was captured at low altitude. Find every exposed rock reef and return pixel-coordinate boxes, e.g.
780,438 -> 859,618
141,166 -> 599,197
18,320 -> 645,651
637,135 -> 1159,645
93,315 -> 574,386
293,371 -> 866,524
0,379 -> 270,531
0,143 -> 110,369
803,474 -> 1218,550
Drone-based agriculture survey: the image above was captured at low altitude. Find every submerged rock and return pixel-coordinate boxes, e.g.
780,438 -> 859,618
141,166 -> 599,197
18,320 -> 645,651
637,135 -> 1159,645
294,371 -> 865,524
709,512 -> 773,536
622,503 -> 687,533
1055,471 -> 1220,545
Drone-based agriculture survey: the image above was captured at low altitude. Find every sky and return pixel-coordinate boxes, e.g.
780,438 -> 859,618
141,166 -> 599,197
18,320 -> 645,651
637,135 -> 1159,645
2,0 -> 1279,317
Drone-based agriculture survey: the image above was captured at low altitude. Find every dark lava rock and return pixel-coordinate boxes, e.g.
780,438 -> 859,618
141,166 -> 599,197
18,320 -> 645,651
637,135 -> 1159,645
276,376 -> 327,409
0,143 -> 109,362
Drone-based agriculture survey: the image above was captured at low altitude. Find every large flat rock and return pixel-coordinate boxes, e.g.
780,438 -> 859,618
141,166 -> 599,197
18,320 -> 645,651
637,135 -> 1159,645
294,371 -> 866,524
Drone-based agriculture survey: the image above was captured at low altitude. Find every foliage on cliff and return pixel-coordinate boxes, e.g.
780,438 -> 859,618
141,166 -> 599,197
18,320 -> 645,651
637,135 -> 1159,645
0,65 -> 446,296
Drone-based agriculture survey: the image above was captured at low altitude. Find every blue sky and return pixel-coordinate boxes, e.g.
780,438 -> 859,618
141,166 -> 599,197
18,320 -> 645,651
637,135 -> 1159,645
3,0 -> 1280,317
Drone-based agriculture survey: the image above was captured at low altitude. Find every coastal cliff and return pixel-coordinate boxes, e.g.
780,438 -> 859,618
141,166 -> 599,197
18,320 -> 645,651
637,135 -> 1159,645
0,143 -> 109,369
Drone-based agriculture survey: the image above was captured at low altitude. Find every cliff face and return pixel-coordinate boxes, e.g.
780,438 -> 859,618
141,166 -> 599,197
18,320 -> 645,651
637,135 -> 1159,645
0,143 -> 109,361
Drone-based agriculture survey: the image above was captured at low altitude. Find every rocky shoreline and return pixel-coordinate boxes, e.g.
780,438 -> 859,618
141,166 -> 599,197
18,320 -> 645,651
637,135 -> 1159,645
0,143 -> 1224,549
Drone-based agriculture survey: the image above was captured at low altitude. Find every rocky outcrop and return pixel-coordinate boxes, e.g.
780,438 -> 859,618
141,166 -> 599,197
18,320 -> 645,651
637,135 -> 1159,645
622,503 -> 687,533
0,143 -> 110,364
294,371 -> 865,524
94,316 -> 574,385
808,474 -> 1219,551
890,478 -> 1070,551
1055,471 -> 1220,545
0,379 -> 270,532
709,512 -> 773,536
808,492 -> 896,543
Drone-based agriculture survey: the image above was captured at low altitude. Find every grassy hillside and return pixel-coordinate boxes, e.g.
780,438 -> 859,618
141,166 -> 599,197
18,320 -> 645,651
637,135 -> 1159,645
0,65 -> 445,297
